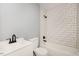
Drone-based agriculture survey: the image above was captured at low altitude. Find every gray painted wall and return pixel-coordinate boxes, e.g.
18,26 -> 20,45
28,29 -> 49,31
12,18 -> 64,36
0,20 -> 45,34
0,3 -> 40,40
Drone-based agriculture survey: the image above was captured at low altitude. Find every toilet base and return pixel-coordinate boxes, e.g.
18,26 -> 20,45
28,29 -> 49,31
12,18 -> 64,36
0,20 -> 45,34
34,47 -> 48,56
33,51 -> 36,56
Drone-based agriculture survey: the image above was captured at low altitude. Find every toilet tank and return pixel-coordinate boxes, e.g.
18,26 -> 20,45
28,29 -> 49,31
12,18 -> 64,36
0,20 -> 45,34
29,38 -> 39,49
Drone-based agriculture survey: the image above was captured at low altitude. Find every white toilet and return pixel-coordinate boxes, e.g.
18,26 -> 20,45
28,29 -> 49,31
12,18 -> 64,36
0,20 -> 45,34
29,38 -> 48,56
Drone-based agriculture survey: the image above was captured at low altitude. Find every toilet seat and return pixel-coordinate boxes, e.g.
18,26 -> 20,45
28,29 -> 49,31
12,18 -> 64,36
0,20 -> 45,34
34,47 -> 48,56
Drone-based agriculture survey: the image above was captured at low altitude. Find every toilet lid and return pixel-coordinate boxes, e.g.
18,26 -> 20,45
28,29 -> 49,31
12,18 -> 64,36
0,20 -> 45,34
34,47 -> 48,55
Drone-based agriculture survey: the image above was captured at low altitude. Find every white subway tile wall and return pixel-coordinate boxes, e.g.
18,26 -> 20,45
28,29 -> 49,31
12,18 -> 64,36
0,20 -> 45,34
40,4 -> 77,48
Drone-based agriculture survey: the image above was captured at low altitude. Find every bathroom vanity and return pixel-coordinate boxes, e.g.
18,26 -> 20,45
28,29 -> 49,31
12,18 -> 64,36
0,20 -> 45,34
0,38 -> 33,56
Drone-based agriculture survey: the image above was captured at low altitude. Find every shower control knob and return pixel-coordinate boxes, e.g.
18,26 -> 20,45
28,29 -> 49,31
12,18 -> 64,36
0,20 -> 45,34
43,15 -> 47,18
43,36 -> 46,39
43,36 -> 47,42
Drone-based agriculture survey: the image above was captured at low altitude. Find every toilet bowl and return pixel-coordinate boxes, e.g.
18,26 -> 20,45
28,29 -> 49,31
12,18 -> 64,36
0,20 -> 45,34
29,38 -> 48,56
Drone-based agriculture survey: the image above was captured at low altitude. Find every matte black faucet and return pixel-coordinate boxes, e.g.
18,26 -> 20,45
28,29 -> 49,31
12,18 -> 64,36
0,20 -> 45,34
8,34 -> 16,44
12,34 -> 16,43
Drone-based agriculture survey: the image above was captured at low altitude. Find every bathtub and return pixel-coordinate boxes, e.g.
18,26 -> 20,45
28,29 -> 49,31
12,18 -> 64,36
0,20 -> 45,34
41,41 -> 79,56
0,38 -> 33,56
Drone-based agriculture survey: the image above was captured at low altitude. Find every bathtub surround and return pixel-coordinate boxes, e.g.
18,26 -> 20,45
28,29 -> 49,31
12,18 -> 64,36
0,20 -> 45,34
40,3 -> 79,55
0,3 -> 40,40
40,3 -> 77,48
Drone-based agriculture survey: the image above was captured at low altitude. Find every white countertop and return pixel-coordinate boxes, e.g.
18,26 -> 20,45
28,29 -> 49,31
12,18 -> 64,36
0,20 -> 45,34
0,38 -> 32,56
